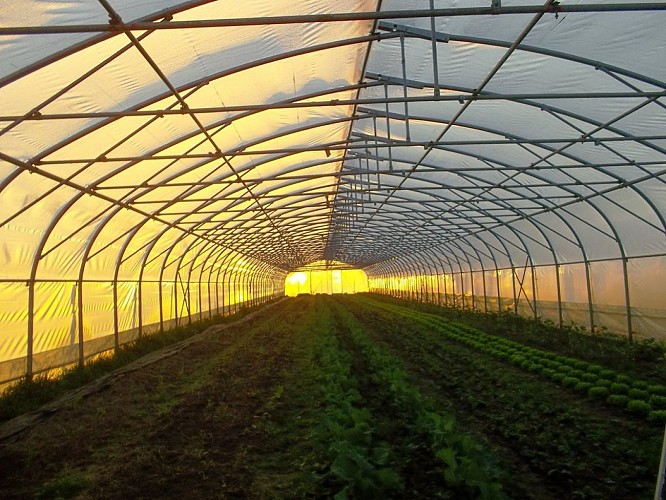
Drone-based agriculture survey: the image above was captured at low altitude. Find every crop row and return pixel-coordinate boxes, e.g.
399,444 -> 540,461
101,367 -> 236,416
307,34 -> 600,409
310,320 -> 402,498
332,303 -> 506,499
371,301 -> 666,422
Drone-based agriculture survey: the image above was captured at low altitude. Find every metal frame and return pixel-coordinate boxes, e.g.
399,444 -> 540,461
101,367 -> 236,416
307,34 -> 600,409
0,0 -> 664,383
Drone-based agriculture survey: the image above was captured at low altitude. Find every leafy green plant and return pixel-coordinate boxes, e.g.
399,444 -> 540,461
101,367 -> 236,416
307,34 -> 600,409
573,360 -> 589,371
610,383 -> 630,394
588,386 -> 610,399
575,381 -> 594,393
311,322 -> 403,498
628,388 -> 650,400
649,385 -> 666,396
363,297 -> 665,422
649,410 -> 666,423
562,377 -> 581,388
627,400 -> 651,414
649,395 -> 666,410
332,303 -> 506,498
607,394 -> 630,406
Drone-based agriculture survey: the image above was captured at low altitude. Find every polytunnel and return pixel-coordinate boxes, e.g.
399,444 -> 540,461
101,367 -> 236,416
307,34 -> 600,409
0,0 -> 665,387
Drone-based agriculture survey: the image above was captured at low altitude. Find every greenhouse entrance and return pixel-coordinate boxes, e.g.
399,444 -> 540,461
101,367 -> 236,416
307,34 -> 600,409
284,261 -> 369,296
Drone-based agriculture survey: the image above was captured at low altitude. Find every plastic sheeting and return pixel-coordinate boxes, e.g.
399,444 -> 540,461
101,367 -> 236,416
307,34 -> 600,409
369,256 -> 666,340
0,2 -> 665,384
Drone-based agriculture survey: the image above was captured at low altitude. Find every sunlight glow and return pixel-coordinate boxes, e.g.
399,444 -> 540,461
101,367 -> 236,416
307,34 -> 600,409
284,267 -> 368,297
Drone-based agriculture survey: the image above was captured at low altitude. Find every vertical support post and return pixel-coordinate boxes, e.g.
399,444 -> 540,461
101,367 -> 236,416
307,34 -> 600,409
470,270 -> 476,311
456,271 -> 462,309
443,273 -> 448,307
113,278 -> 120,349
158,276 -> 164,332
585,260 -> 595,333
511,266 -> 518,314
429,0 -> 441,97
496,269 -> 502,312
27,282 -> 34,379
555,264 -> 563,327
623,257 -> 633,341
198,277 -> 204,321
399,33 -> 411,141
208,278 -> 213,319
531,263 -> 538,320
77,282 -> 84,367
384,83 -> 393,171
174,272 -> 179,327
482,269 -> 488,313
138,279 -> 143,336
215,271 -> 220,316
186,273 -> 192,325
223,277 -> 229,316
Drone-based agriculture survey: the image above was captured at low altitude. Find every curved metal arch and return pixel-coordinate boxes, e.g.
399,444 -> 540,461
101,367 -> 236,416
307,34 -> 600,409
32,66 -> 660,289
335,163 -> 603,268
333,182 -> 548,270
213,249 -> 246,317
407,208 -> 489,277
183,237 -> 226,321
415,247 -> 446,304
379,21 -> 666,89
203,246 -> 238,317
10,61 -> 386,286
24,84 -> 661,280
6,2 -> 665,382
35,112 -> 368,276
429,238 -> 477,309
369,181 -> 553,262
29,33 -> 396,164
0,78 -> 372,231
67,152 -> 344,305
351,146 -> 600,326
355,94 -> 666,237
350,141 -> 635,251
334,5 -> 559,257
348,132 -> 644,270
400,252 -> 427,300
0,0 -> 216,88
357,106 -> 665,236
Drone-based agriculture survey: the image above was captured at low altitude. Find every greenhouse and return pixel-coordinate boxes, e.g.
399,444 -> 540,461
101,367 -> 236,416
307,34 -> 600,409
0,1 -> 665,498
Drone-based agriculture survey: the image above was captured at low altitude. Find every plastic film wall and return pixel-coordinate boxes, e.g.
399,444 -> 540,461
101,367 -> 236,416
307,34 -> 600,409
367,255 -> 666,340
0,263 -> 286,385
1,2 -> 666,385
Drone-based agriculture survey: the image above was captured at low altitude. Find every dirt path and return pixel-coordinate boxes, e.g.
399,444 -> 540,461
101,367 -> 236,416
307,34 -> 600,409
0,297 -> 318,499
